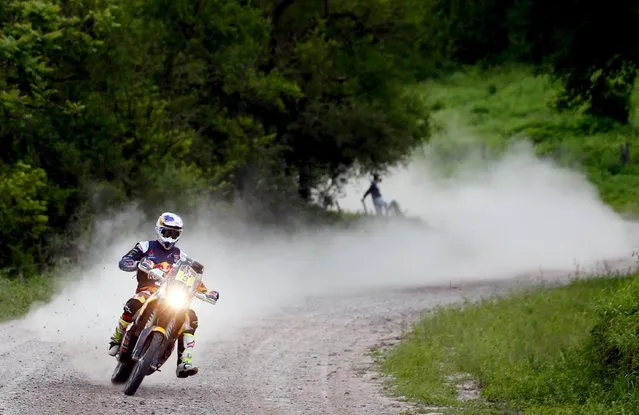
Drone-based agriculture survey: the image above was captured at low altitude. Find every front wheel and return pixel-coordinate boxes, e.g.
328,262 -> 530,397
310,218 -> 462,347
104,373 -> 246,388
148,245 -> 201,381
111,360 -> 134,384
123,331 -> 164,396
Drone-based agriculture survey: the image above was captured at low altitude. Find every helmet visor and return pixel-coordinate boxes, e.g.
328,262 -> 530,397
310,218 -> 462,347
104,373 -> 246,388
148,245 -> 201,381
160,227 -> 181,239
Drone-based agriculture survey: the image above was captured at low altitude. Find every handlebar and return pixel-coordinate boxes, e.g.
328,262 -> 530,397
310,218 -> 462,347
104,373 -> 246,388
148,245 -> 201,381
137,261 -> 166,281
137,260 -> 154,273
137,261 -> 216,305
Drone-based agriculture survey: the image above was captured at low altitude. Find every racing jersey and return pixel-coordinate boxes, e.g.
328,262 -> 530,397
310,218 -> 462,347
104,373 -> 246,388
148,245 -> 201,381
118,240 -> 208,292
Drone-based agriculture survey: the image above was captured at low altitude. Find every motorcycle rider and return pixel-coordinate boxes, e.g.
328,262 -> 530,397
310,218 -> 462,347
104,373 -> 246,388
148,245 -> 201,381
362,173 -> 388,215
107,212 -> 220,378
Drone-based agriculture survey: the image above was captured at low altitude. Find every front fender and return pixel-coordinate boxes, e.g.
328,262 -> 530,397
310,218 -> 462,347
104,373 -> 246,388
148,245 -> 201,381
132,326 -> 168,361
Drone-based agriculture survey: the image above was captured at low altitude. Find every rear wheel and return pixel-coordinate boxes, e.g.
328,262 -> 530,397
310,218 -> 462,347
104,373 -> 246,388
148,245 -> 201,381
123,332 -> 164,396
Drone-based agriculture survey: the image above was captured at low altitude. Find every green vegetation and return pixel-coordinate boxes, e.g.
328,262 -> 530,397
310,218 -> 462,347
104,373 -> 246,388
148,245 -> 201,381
377,63 -> 639,414
382,274 -> 639,414
4,0 -> 639,278
423,66 -> 639,213
5,4 -> 639,410
1,0 -> 433,276
0,274 -> 52,322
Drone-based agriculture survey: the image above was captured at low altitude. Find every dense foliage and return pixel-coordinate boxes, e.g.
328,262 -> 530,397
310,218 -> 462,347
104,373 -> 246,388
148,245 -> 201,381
382,273 -> 639,414
0,0 -> 431,275
433,0 -> 639,123
586,276 -> 639,391
3,0 -> 639,276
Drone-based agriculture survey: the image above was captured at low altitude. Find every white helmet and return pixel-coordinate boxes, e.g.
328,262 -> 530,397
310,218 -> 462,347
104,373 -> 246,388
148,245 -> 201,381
155,212 -> 183,250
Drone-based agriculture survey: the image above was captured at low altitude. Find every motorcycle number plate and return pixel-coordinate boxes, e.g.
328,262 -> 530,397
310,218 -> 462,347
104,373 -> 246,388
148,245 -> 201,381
175,269 -> 196,286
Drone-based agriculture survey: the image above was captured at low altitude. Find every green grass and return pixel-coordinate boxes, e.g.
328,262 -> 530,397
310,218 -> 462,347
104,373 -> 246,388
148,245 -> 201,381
0,274 -> 54,322
382,275 -> 639,414
422,65 -> 639,214
379,65 -> 639,414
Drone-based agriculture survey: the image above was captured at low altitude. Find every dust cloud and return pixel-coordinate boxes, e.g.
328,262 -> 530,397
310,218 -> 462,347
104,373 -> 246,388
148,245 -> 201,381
12,133 -> 638,384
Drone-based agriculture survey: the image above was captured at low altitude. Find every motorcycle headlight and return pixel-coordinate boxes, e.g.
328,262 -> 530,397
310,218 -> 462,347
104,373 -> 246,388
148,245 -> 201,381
165,287 -> 189,309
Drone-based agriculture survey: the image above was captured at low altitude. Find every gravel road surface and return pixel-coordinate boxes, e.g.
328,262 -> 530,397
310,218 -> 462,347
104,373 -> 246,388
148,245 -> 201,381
0,259 -> 635,415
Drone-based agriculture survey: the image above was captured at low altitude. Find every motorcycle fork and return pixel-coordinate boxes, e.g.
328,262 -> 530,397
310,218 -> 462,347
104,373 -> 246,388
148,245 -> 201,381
153,308 -> 188,370
121,298 -> 157,358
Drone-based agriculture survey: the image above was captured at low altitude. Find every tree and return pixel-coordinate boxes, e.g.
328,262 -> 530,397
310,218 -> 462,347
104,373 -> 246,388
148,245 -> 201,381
263,0 -> 431,200
530,0 -> 639,124
1,0 -> 437,275
0,162 -> 49,275
426,0 -> 639,124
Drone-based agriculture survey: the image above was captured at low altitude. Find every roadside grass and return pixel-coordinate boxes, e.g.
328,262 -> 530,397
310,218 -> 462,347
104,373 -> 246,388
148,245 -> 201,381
0,274 -> 52,322
423,65 -> 639,215
381,274 -> 639,414
379,65 -> 639,413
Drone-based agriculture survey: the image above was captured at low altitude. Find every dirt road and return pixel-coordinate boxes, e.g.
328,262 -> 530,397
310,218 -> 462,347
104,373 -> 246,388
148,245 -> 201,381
0,261 -> 634,415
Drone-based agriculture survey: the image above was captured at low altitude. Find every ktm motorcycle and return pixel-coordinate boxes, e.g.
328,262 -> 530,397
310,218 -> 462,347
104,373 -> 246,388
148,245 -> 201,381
110,258 -> 217,396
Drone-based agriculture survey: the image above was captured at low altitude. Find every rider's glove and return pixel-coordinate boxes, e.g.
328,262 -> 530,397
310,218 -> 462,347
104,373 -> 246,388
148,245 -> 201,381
121,259 -> 136,271
205,290 -> 220,301
192,260 -> 204,274
148,268 -> 165,282
139,258 -> 155,273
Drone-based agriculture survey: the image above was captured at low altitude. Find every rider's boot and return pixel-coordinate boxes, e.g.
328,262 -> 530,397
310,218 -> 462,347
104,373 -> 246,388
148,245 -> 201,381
107,318 -> 130,356
176,332 -> 199,378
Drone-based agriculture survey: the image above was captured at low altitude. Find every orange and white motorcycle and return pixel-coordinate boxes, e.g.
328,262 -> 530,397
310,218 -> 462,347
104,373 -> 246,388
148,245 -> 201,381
110,258 -> 217,396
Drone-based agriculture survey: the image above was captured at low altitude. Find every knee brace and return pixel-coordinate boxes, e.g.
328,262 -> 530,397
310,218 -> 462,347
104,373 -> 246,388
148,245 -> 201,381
123,297 -> 144,319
